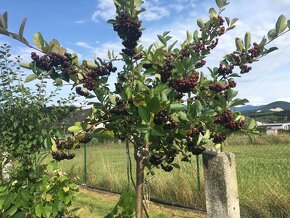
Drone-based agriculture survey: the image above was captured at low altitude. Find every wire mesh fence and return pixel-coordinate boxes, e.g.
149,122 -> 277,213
58,133 -> 290,218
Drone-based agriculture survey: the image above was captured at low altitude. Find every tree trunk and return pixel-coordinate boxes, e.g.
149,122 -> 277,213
136,156 -> 144,218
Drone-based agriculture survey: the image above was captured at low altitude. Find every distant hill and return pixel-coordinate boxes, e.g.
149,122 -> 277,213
258,101 -> 290,112
233,105 -> 263,112
233,101 -> 290,112
235,101 -> 290,123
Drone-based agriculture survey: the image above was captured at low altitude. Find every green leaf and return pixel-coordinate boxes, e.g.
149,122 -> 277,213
268,29 -> 277,41
190,100 -> 202,117
125,87 -> 133,99
177,111 -> 189,121
197,19 -> 205,29
157,35 -> 166,46
244,32 -> 251,50
170,103 -> 185,112
19,17 -> 27,37
146,97 -> 160,114
153,83 -> 167,94
43,206 -> 52,218
24,74 -> 37,83
186,31 -> 193,42
235,37 -> 244,51
209,8 -> 217,18
20,62 -> 31,69
151,125 -> 164,136
68,126 -> 82,133
35,204 -> 43,217
138,106 -> 150,123
266,47 -> 278,54
54,78 -> 63,86
247,119 -> 256,130
0,11 -> 8,29
215,0 -> 227,8
288,20 -> 290,29
5,205 -> 18,216
33,32 -> 45,50
275,15 -> 287,34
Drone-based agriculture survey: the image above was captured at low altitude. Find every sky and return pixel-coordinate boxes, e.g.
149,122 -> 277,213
1,0 -> 290,106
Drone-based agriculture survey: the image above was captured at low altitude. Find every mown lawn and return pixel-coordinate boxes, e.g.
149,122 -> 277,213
58,139 -> 290,218
72,188 -> 205,218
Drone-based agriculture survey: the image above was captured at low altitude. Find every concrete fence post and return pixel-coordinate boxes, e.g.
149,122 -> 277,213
202,149 -> 240,218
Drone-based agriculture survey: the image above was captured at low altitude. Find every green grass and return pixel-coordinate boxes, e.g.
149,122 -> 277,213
72,188 -> 205,218
57,138 -> 290,218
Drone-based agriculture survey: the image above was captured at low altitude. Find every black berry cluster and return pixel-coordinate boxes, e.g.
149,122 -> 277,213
82,76 -> 97,91
240,65 -> 252,74
52,151 -> 75,161
214,110 -> 244,131
195,59 -> 206,68
207,38 -> 219,50
186,140 -> 205,155
157,55 -> 174,83
76,86 -> 89,97
212,134 -> 226,144
109,97 -> 127,116
79,134 -> 92,143
248,42 -> 260,58
91,62 -> 117,77
113,12 -> 142,56
218,63 -> 234,76
187,127 -> 200,137
170,72 -> 199,93
154,109 -> 177,129
51,137 -> 80,161
31,52 -> 76,75
209,82 -> 227,92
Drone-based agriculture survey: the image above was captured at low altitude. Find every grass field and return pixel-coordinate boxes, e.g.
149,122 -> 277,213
72,188 -> 206,218
57,135 -> 290,218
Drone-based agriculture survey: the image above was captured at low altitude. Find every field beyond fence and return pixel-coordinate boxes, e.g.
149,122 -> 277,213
57,134 -> 290,218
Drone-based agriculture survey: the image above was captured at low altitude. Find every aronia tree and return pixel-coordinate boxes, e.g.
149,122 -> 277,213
0,0 -> 289,217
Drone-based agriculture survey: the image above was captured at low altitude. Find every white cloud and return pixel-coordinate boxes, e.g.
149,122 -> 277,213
74,19 -> 88,24
91,0 -> 115,23
75,40 -> 122,59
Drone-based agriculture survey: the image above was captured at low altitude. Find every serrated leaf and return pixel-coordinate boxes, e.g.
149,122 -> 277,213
275,15 -> 287,34
19,17 -> 27,37
244,32 -> 251,50
35,204 -> 43,217
33,32 -> 44,50
138,106 -> 150,123
25,74 -> 37,83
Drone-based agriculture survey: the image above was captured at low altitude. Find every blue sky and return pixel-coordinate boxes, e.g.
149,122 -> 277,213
1,0 -> 290,105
